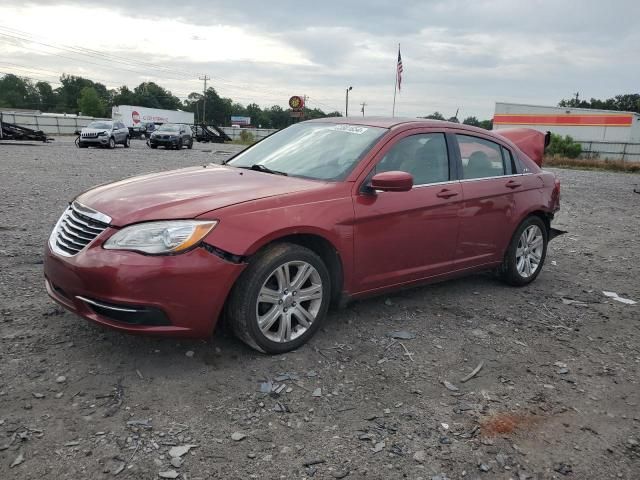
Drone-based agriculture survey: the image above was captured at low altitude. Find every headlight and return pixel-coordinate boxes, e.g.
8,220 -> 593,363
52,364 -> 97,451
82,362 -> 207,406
104,220 -> 217,254
98,131 -> 108,136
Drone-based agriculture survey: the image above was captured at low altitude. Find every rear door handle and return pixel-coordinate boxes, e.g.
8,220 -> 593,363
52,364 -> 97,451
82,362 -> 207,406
505,180 -> 522,189
436,189 -> 459,199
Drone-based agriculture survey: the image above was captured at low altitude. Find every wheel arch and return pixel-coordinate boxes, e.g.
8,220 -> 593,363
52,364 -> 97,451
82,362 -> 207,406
249,232 -> 344,307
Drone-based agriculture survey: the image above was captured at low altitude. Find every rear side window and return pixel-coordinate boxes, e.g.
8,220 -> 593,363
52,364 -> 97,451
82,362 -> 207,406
456,135 -> 505,180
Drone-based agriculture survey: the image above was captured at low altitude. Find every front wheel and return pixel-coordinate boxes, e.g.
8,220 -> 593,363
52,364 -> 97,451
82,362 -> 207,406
187,139 -> 193,149
108,137 -> 116,149
227,243 -> 331,353
500,216 -> 548,286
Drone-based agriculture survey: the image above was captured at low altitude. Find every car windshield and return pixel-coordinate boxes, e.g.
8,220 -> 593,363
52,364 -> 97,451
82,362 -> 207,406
87,121 -> 112,129
227,122 -> 387,180
157,124 -> 181,132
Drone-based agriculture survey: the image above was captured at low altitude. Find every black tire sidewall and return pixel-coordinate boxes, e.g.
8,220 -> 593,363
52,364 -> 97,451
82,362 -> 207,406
503,216 -> 548,286
124,136 -> 130,148
230,243 -> 331,354
109,137 -> 116,149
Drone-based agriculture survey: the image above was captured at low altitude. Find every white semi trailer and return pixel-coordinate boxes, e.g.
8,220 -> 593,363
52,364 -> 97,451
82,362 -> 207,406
112,105 -> 194,129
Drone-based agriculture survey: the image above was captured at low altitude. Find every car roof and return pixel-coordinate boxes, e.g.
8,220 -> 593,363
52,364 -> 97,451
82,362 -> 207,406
305,116 -> 458,129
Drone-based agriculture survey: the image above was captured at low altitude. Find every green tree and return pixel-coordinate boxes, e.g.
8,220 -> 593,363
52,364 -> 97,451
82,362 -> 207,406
133,82 -> 182,110
57,74 -> 108,114
422,111 -> 445,120
0,74 -> 39,109
478,119 -> 493,130
78,86 -> 105,117
547,134 -> 582,158
35,81 -> 56,111
463,116 -> 481,127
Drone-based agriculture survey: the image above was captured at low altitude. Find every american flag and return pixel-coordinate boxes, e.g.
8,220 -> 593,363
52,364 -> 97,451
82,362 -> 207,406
396,48 -> 403,91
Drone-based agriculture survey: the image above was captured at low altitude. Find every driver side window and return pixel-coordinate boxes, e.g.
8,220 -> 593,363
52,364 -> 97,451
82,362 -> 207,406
374,133 -> 449,185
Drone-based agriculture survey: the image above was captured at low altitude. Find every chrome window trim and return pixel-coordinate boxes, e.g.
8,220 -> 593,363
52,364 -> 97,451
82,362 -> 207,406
459,173 -> 533,183
76,296 -> 140,313
412,179 -> 459,189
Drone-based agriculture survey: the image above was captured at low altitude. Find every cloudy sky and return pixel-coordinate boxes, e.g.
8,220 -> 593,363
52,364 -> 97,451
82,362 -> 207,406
0,0 -> 638,119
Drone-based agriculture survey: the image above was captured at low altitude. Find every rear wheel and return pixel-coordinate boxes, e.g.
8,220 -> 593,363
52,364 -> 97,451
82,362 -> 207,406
227,243 -> 331,353
500,216 -> 548,286
124,136 -> 130,148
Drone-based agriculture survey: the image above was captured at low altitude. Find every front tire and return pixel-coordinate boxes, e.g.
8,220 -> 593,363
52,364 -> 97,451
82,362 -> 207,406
227,243 -> 331,354
108,137 -> 116,149
187,138 -> 193,149
500,216 -> 548,286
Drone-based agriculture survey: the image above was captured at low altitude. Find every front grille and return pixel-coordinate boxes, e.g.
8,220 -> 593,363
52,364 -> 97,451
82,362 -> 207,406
81,132 -> 99,138
50,202 -> 110,256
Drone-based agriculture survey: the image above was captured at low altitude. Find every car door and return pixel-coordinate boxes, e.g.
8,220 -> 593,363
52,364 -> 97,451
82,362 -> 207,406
352,131 -> 463,293
115,122 -> 125,142
454,133 -> 521,267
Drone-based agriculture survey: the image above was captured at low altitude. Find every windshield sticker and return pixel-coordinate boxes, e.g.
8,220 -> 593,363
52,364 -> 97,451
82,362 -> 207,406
329,124 -> 369,134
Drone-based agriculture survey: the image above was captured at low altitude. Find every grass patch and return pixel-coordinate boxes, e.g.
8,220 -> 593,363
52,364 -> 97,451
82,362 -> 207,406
544,155 -> 640,173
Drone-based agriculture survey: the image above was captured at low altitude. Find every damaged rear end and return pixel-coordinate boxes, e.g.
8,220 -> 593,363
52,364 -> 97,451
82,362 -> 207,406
494,128 -> 550,167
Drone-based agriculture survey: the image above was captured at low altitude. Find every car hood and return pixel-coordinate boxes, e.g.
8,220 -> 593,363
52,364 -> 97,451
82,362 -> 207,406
75,165 -> 324,226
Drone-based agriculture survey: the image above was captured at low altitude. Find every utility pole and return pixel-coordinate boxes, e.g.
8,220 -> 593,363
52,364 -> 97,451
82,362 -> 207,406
345,86 -> 353,117
303,95 -> 308,120
360,102 -> 367,117
199,75 -> 210,124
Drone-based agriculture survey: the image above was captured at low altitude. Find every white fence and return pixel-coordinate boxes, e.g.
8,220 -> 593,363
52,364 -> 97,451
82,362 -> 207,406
1,112 -> 279,140
221,127 -> 277,141
0,112 -> 109,135
577,140 -> 640,162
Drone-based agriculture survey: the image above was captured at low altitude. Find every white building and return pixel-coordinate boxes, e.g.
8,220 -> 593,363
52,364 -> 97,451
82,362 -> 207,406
493,102 -> 640,161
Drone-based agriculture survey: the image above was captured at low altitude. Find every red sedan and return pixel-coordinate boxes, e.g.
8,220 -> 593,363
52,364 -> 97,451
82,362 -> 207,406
44,118 -> 561,353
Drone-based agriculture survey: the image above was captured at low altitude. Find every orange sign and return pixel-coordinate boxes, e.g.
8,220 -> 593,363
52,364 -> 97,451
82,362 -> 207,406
493,113 -> 633,127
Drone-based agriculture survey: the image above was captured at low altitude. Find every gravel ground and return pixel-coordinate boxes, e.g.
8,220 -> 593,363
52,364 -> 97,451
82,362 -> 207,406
0,137 -> 639,479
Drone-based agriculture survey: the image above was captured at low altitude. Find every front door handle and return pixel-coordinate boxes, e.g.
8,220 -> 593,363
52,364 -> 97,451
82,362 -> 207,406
436,189 -> 459,199
505,180 -> 522,189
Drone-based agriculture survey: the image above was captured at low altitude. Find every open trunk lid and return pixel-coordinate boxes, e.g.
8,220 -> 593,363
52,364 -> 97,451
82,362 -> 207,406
494,128 -> 550,167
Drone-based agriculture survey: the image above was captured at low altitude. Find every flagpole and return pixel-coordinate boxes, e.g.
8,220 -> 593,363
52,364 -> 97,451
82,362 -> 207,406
392,43 -> 399,117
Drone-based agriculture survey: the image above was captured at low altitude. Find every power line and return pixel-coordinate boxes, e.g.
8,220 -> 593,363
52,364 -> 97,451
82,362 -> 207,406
199,75 -> 210,124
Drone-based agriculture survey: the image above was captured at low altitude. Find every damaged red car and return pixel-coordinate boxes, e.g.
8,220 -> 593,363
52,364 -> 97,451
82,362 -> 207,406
44,118 -> 561,353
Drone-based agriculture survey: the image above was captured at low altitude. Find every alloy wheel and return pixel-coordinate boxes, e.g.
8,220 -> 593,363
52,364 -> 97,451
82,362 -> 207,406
256,261 -> 323,343
516,225 -> 544,278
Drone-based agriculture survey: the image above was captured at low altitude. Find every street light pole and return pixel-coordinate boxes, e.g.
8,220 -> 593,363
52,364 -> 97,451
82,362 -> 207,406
345,86 -> 353,117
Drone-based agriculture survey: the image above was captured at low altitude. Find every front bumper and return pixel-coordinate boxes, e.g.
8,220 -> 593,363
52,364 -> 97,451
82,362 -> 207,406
149,137 -> 180,146
79,136 -> 110,145
43,231 -> 246,338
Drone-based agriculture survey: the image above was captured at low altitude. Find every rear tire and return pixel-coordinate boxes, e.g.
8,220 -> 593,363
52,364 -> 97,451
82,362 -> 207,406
227,243 -> 331,354
500,216 -> 548,286
124,136 -> 130,148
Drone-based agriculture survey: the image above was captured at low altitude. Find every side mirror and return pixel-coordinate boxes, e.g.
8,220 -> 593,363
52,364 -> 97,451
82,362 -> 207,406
370,171 -> 413,192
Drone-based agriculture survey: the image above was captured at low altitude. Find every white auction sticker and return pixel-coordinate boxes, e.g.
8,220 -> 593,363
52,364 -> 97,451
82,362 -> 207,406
329,124 -> 368,134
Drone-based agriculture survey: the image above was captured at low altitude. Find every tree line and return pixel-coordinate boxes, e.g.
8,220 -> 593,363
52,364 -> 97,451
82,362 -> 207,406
0,73 -> 342,129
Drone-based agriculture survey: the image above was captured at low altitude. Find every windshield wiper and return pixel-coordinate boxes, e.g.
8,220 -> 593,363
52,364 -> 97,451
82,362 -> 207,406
245,164 -> 288,176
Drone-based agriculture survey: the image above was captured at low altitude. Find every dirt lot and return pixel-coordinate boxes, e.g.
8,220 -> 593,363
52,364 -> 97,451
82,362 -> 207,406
1,137 -> 639,480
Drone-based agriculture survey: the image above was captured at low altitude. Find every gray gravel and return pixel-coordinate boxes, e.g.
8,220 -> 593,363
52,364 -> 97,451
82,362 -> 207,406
1,137 -> 639,479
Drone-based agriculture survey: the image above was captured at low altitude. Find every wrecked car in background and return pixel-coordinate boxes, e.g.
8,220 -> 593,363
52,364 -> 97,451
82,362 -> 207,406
44,118 -> 561,353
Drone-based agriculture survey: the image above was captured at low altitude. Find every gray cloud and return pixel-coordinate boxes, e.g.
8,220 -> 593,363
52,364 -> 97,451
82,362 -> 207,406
3,1 -> 640,118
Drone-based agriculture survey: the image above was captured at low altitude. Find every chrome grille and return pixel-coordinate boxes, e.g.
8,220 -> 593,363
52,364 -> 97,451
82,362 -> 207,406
49,202 -> 111,256
81,132 -> 99,138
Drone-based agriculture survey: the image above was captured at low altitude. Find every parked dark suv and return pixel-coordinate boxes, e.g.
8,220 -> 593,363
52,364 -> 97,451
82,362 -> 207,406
148,124 -> 193,150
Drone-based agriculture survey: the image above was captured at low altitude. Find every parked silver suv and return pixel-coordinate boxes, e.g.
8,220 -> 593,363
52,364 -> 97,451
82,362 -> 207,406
79,121 -> 130,149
